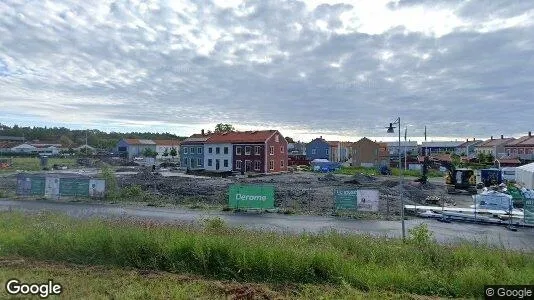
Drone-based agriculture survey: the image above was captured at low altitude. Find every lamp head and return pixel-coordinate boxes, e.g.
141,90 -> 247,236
387,123 -> 395,133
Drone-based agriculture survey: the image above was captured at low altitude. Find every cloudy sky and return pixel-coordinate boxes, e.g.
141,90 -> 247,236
1,0 -> 533,142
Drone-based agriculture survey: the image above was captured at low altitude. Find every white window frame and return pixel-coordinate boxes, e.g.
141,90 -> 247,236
245,146 -> 251,155
224,159 -> 228,167
208,159 -> 212,167
254,146 -> 260,155
311,149 -> 316,155
236,146 -> 242,155
269,160 -> 274,170
281,160 -> 284,167
254,160 -> 261,170
280,146 -> 284,153
197,147 -> 202,154
236,160 -> 242,170
197,158 -> 202,167
326,149 -> 329,155
208,147 -> 213,154
269,146 -> 274,155
224,147 -> 229,154
184,147 -> 188,154
275,135 -> 279,143
190,147 -> 195,154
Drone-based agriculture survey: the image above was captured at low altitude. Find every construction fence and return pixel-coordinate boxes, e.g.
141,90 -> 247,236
16,174 -> 106,200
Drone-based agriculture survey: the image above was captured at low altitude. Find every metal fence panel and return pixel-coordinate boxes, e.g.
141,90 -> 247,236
59,178 -> 90,197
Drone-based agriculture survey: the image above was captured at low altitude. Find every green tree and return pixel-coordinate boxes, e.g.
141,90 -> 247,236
285,136 -> 295,143
142,148 -> 158,158
486,153 -> 495,164
477,152 -> 486,164
214,123 -> 235,133
170,147 -> 177,161
163,148 -> 169,157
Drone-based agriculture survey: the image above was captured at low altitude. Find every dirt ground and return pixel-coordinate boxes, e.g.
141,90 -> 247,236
0,170 -> 474,217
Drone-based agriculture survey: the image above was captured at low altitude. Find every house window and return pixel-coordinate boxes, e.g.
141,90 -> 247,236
280,146 -> 284,153
254,160 -> 261,170
224,159 -> 228,167
269,160 -> 274,170
236,146 -> 242,155
245,146 -> 251,155
269,146 -> 274,155
208,159 -> 212,167
254,146 -> 260,155
216,147 -> 220,154
275,135 -> 279,143
311,149 -> 316,155
197,158 -> 202,167
326,149 -> 329,155
197,147 -> 202,154
224,147 -> 228,154
190,147 -> 195,154
281,160 -> 284,167
236,160 -> 242,169
208,147 -> 213,154
184,147 -> 188,154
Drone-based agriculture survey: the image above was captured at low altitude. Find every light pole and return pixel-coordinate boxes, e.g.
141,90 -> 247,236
387,118 -> 405,241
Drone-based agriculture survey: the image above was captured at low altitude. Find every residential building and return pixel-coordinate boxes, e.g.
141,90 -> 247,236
455,139 -> 483,157
204,137 -> 233,172
351,137 -> 388,167
228,130 -> 288,174
10,143 -> 36,153
154,140 -> 180,160
117,139 -> 157,160
420,141 -> 463,156
475,135 -> 515,159
326,141 -> 352,162
288,142 -> 306,155
305,137 -> 330,161
386,141 -> 419,156
504,131 -> 534,160
180,133 -> 210,170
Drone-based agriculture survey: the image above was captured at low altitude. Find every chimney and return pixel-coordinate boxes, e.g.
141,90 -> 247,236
473,138 -> 475,141
491,136 -> 493,140
501,135 -> 504,139
529,131 -> 532,137
201,129 -> 205,135
466,138 -> 468,142
320,136 -> 322,139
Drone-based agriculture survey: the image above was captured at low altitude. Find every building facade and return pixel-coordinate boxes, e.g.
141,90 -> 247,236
155,140 -> 180,160
420,141 -> 463,156
117,139 -> 157,160
204,143 -> 233,172
455,139 -> 483,157
504,131 -> 534,160
306,137 -> 330,161
475,135 -> 515,159
180,135 -> 209,170
351,137 -> 387,167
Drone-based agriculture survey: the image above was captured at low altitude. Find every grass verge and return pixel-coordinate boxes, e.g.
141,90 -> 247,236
335,166 -> 443,178
0,258 -> 428,299
0,212 -> 533,298
0,157 -> 77,172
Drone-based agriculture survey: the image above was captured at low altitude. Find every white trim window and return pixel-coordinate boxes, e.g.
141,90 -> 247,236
236,146 -> 242,155
224,147 -> 229,154
254,160 -> 261,170
269,160 -> 274,170
245,146 -> 251,155
269,146 -> 274,155
326,149 -> 329,155
184,147 -> 188,154
208,159 -> 212,167
197,158 -> 202,167
224,159 -> 229,167
190,147 -> 195,154
197,147 -> 203,154
254,146 -> 260,155
236,160 -> 242,170
280,160 -> 284,167
311,149 -> 316,155
280,146 -> 284,153
275,135 -> 279,143
208,147 -> 213,154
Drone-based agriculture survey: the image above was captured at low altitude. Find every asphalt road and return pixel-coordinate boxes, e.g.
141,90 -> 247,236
1,199 -> 533,250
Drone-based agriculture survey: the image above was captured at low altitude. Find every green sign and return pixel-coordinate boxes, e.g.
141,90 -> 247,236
228,184 -> 274,209
525,198 -> 534,225
334,189 -> 358,210
59,178 -> 90,197
30,177 -> 46,196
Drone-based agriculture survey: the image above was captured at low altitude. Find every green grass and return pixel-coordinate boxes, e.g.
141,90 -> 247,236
0,212 -> 533,298
335,166 -> 443,178
0,157 -> 77,172
0,258 -> 425,299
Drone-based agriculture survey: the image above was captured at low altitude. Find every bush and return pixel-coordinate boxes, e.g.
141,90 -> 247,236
120,185 -> 144,198
408,223 -> 433,246
101,165 -> 119,200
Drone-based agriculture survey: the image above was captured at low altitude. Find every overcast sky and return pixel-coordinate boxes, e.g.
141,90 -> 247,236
1,0 -> 533,142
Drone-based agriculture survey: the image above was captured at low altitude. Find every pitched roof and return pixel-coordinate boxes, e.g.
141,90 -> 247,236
456,140 -> 483,148
351,137 -> 378,147
154,139 -> 180,146
123,139 -> 156,145
421,141 -> 463,147
327,141 -> 340,147
505,135 -> 534,147
205,130 -> 277,144
477,137 -> 515,147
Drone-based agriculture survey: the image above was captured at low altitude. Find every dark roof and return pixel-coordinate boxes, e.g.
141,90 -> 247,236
205,130 -> 277,144
477,137 -> 515,147
505,135 -> 534,147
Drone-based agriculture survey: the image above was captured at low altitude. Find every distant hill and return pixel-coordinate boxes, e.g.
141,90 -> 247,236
0,124 -> 186,149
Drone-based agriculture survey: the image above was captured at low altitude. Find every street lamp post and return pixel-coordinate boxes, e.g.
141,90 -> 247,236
387,118 -> 406,241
